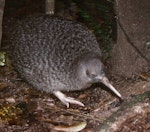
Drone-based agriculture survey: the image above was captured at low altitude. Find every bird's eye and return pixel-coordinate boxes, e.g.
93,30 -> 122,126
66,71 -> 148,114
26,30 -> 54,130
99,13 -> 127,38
90,74 -> 96,78
86,70 -> 90,76
86,70 -> 96,78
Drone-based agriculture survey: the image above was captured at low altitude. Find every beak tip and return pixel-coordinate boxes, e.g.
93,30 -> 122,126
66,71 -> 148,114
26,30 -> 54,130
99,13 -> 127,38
101,76 -> 122,99
118,93 -> 122,99
119,94 -> 124,100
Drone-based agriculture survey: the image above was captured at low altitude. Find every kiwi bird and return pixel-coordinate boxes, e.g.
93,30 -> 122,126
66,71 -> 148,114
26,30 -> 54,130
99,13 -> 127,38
3,15 -> 122,107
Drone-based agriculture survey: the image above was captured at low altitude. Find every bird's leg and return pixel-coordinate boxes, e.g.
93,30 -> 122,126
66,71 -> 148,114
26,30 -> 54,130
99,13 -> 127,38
53,91 -> 84,108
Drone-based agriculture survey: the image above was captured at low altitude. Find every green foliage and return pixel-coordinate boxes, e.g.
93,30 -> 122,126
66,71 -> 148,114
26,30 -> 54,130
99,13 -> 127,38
75,0 -> 115,58
146,41 -> 150,49
0,103 -> 24,125
0,51 -> 6,66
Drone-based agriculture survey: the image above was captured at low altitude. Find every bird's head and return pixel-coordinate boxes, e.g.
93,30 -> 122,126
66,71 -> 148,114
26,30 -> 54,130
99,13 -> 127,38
75,54 -> 122,98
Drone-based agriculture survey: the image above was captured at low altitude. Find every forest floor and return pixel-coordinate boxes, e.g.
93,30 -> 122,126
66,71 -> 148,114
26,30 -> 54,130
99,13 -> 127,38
0,0 -> 150,131
0,62 -> 150,132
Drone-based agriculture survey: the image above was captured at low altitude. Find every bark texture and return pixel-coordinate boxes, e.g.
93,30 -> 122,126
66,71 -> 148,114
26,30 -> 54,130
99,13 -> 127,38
111,0 -> 150,77
0,0 -> 5,47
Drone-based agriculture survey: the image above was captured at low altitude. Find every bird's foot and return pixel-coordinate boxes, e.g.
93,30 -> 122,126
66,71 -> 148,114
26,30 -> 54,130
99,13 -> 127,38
53,91 -> 84,108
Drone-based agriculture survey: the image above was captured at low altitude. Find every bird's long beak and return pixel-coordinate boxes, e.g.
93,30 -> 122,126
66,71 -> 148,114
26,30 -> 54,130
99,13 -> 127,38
100,76 -> 122,98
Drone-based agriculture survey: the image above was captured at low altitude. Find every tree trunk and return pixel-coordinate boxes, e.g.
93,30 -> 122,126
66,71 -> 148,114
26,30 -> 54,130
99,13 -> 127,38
0,0 -> 5,47
45,0 -> 55,15
111,0 -> 150,77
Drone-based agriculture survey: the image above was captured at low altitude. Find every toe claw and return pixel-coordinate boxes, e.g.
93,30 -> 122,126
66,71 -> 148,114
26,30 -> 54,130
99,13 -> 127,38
65,97 -> 84,107
53,91 -> 84,108
66,102 -> 69,108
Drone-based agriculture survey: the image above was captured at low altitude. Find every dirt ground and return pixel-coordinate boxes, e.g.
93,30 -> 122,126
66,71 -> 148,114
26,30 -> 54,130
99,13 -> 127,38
0,0 -> 150,131
0,60 -> 150,131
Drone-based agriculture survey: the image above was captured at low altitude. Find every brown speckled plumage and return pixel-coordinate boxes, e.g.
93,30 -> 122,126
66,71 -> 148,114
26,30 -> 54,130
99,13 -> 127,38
3,15 -> 121,107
